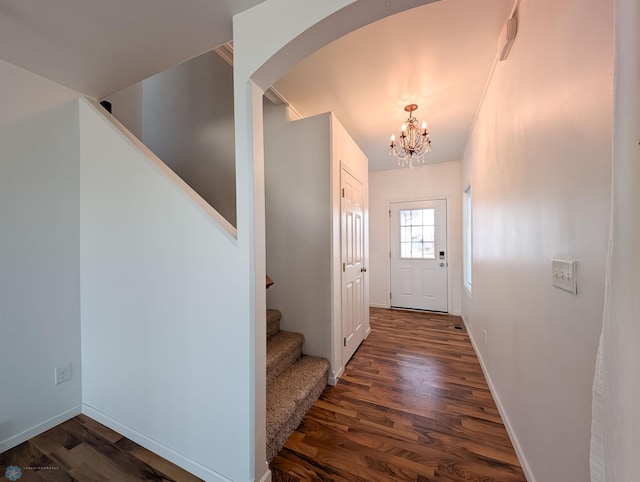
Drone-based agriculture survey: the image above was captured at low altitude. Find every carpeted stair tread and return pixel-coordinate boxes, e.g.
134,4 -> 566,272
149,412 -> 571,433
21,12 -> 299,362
266,355 -> 330,462
266,309 -> 282,339
266,331 -> 304,384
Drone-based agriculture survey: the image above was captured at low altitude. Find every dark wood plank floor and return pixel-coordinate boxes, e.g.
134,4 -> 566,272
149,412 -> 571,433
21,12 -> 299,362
270,307 -> 526,481
0,414 -> 202,481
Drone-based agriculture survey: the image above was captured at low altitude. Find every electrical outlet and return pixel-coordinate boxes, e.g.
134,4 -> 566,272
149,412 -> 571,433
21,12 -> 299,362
483,329 -> 488,345
55,363 -> 71,385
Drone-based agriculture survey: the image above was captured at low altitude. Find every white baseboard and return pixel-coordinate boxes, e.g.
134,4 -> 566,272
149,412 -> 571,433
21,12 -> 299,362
0,406 -> 81,453
329,365 -> 344,386
258,469 -> 272,482
82,405 -> 232,482
369,303 -> 389,308
461,316 -> 536,482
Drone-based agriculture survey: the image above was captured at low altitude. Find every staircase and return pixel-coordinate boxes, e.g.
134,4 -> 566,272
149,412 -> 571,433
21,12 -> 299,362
266,309 -> 330,462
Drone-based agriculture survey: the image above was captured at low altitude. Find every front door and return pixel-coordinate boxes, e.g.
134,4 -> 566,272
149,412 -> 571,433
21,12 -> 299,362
390,199 -> 448,312
341,169 -> 365,363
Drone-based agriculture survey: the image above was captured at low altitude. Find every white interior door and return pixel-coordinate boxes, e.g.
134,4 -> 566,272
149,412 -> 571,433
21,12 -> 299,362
390,200 -> 448,312
341,169 -> 365,363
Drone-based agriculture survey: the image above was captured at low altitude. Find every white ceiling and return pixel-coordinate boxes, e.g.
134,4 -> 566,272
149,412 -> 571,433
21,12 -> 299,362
0,0 -> 514,172
0,0 -> 265,98
273,0 -> 514,172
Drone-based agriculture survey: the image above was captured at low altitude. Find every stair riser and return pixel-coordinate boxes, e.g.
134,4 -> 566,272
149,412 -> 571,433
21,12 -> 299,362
265,308 -> 330,466
266,309 -> 282,339
266,367 -> 328,462
266,342 -> 302,385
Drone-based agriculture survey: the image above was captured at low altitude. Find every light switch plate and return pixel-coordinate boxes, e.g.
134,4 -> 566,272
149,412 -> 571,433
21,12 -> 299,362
552,259 -> 577,294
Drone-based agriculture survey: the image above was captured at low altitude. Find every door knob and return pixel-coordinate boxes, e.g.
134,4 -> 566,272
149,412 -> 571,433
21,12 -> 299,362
361,267 -> 367,272
439,263 -> 445,267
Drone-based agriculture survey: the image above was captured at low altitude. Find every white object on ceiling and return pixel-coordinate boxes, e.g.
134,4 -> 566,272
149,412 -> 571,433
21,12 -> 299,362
499,17 -> 519,61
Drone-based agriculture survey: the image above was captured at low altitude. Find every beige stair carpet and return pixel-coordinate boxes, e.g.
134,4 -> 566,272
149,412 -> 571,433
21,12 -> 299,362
266,309 -> 281,339
266,355 -> 330,462
266,331 -> 304,384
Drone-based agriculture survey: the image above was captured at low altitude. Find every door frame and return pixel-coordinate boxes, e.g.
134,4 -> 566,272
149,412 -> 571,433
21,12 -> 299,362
340,166 -> 365,363
385,195 -> 455,314
330,161 -> 369,385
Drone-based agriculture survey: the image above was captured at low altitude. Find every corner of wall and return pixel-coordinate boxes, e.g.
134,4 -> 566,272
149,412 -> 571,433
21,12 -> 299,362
0,73 -> 82,452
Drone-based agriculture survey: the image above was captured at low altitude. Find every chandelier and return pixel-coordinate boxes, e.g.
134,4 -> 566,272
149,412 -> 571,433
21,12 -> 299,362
389,104 -> 431,168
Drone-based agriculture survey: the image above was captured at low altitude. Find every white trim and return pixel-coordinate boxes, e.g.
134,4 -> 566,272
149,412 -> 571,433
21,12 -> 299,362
264,87 -> 303,121
212,42 -> 303,121
213,42 -> 234,66
258,469 -> 272,482
81,97 -> 238,240
374,297 -> 458,313
82,405 -> 231,482
460,316 -> 536,482
0,406 -> 81,453
372,159 -> 460,174
461,0 -> 521,160
329,365 -> 345,386
335,160 -> 369,385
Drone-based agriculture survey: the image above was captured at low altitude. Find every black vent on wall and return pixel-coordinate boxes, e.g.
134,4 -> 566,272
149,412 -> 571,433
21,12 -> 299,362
99,100 -> 112,113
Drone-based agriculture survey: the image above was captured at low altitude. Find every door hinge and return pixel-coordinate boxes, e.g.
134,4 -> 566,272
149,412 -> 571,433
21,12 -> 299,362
343,337 -> 347,347
343,262 -> 346,272
389,251 -> 391,259
390,291 -> 392,299
389,210 -> 391,218
342,188 -> 345,198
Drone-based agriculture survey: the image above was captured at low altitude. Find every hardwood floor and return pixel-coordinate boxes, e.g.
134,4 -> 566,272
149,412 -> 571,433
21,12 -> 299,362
270,307 -> 526,481
0,414 -> 202,481
1,309 -> 525,481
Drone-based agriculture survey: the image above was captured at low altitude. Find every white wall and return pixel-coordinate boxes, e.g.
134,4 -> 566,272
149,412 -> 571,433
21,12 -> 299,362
460,0 -> 613,480
104,81 -> 144,140
143,52 -> 237,226
0,59 -> 82,451
79,98 -> 250,482
264,104 -> 332,361
369,162 -> 462,314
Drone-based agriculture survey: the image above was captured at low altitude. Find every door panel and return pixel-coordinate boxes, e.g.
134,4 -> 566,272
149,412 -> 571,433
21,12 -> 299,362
390,200 -> 448,312
344,281 -> 354,347
399,268 -> 413,295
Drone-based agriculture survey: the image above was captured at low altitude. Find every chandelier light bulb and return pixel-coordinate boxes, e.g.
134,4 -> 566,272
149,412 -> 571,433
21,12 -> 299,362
401,123 -> 407,132
422,120 -> 427,130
